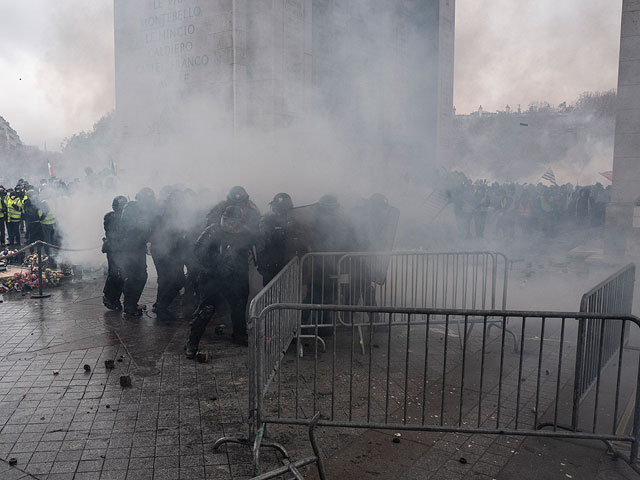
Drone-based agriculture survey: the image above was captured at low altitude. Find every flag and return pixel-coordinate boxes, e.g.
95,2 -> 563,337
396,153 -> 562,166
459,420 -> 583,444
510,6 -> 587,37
47,161 -> 55,178
541,168 -> 557,186
110,157 -> 118,176
600,171 -> 612,182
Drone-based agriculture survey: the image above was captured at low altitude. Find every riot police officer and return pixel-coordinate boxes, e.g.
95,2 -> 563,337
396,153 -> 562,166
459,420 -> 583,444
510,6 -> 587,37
206,186 -> 260,236
120,188 -> 155,316
185,205 -> 256,358
151,190 -> 189,313
102,196 -> 128,310
257,192 -> 294,285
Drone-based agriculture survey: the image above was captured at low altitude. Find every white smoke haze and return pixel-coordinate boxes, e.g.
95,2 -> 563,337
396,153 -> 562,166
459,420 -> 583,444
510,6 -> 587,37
8,0 -> 620,280
46,1 -> 442,266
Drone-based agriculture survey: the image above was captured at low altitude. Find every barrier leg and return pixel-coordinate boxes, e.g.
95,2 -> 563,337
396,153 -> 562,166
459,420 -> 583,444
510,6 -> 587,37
32,242 -> 51,299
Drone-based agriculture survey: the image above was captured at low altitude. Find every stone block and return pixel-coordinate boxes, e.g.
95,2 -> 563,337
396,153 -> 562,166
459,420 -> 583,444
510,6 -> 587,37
618,59 -> 640,85
615,108 -> 640,134
621,35 -> 640,61
623,0 -> 640,12
622,10 -> 640,36
613,132 -> 640,157
617,84 -> 640,111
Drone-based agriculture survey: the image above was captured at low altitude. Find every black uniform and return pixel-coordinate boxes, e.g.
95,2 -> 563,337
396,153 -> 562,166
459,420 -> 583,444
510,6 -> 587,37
23,198 -> 43,251
186,213 -> 256,356
119,201 -> 152,315
0,188 -> 7,246
151,192 -> 188,312
102,197 -> 127,310
301,196 -> 357,326
206,186 -> 260,236
257,212 -> 290,285
257,192 -> 296,285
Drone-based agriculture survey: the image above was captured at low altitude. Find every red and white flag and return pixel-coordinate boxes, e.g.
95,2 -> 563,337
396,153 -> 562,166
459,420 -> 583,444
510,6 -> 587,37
599,171 -> 612,182
48,161 -> 55,178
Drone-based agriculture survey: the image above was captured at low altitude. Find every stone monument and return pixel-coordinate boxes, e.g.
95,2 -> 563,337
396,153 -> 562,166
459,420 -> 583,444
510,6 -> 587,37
113,0 -> 455,170
606,0 -> 640,256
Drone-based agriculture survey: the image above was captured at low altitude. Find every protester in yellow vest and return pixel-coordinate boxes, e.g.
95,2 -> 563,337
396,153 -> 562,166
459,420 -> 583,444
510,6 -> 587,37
6,190 -> 23,245
38,198 -> 57,263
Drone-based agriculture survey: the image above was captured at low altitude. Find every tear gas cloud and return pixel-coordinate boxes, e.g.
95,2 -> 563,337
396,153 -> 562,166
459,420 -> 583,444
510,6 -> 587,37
40,1 -> 446,266
3,1 -> 620,277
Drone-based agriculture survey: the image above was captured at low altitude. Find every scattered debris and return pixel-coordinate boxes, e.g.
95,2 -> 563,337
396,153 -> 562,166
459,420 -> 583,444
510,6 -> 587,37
105,360 -> 115,369
53,370 -> 59,375
196,351 -> 208,363
8,458 -> 17,466
83,364 -> 91,372
119,375 -> 132,387
459,457 -> 467,464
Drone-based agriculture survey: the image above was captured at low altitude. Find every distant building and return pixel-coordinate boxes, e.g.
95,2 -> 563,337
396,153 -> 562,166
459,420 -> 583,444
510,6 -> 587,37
0,116 -> 22,153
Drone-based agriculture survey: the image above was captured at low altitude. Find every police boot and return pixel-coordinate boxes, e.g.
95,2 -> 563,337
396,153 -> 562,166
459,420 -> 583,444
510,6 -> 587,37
184,336 -> 199,359
124,304 -> 145,316
185,305 -> 214,359
103,296 -> 122,311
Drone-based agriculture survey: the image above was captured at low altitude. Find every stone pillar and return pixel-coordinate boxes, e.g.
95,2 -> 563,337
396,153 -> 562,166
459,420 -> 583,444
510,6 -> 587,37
606,0 -> 640,255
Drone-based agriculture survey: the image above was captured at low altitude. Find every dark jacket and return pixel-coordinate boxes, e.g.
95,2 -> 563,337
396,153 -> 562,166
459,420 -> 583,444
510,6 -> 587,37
194,224 -> 255,280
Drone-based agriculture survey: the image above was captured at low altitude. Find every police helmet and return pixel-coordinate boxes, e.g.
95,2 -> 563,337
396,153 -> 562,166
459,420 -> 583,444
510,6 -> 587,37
318,194 -> 339,210
368,193 -> 388,209
112,195 -> 128,213
227,186 -> 249,204
135,187 -> 156,205
270,193 -> 293,213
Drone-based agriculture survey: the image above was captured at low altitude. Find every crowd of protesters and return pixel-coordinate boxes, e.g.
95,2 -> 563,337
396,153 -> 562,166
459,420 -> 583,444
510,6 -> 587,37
444,172 -> 611,240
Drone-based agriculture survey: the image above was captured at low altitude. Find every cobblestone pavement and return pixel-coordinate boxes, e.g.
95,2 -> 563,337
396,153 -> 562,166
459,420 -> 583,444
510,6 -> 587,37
0,266 -> 637,479
0,277 -> 258,480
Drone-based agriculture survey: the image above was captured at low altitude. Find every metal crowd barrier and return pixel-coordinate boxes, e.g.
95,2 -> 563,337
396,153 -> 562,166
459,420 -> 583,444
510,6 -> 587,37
301,251 -> 508,310
300,251 -> 512,352
213,257 -> 327,476
251,304 -> 640,476
571,264 -> 636,430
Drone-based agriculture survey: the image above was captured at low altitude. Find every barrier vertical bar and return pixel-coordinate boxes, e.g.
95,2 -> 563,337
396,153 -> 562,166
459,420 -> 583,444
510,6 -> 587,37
631,354 -> 640,465
31,241 -> 51,299
571,319 -> 586,431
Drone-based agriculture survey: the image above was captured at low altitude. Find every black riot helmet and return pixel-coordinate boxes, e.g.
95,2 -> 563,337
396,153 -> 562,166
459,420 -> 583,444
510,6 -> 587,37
368,193 -> 388,210
112,195 -> 128,213
220,205 -> 243,233
227,186 -> 249,205
318,194 -> 339,211
270,192 -> 293,214
135,187 -> 156,207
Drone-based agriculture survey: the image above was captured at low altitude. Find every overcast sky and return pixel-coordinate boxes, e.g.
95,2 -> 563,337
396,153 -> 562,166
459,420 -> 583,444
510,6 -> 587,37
0,1 -> 623,150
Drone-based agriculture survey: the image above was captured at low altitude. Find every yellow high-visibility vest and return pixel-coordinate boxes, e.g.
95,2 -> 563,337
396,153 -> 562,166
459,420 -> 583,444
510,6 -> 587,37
39,200 -> 56,225
7,197 -> 23,222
